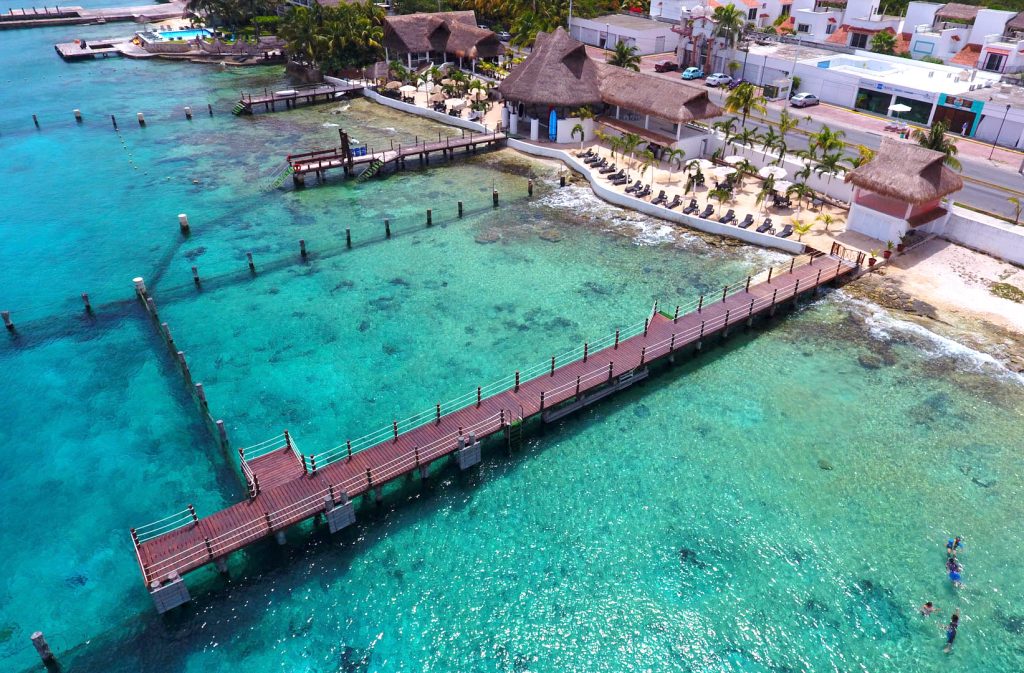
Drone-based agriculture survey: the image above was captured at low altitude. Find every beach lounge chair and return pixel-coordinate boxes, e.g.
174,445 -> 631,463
719,209 -> 736,224
665,195 -> 683,209
636,185 -> 652,198
738,213 -> 754,228
625,180 -> 642,193
576,148 -> 595,158
584,154 -> 603,165
606,169 -> 625,181
776,224 -> 794,238
651,190 -> 667,205
698,204 -> 714,219
599,163 -> 617,174
612,174 -> 630,185
756,218 -> 773,233
682,199 -> 699,215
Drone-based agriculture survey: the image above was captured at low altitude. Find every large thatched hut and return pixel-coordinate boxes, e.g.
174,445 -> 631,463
496,27 -> 721,148
383,11 -> 504,70
845,138 -> 963,242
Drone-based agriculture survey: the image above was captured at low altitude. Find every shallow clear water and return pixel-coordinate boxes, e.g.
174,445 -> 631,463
2,17 -> 1024,673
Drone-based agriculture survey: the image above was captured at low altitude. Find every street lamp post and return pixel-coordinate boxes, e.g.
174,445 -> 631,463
989,103 -> 1011,160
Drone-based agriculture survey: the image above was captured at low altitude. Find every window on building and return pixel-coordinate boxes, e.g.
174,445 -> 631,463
797,23 -> 810,33
748,7 -> 757,20
825,23 -> 836,34
780,4 -> 791,17
850,32 -> 868,49
983,52 -> 1005,72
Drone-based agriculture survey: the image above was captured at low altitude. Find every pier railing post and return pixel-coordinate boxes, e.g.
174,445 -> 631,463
514,371 -> 520,392
721,285 -> 728,302
436,403 -> 441,425
347,439 -> 352,461
477,386 -> 482,407
767,267 -> 773,283
644,318 -> 649,337
745,275 -> 751,292
583,343 -> 588,362
607,362 -> 614,381
614,330 -> 619,349
550,356 -> 555,376
392,420 -> 398,442
673,306 -> 679,323
698,295 -> 703,313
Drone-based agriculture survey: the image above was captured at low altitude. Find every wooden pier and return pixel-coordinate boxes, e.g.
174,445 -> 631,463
1,1 -> 183,29
234,82 -> 362,115
132,246 -> 862,613
287,129 -> 508,186
55,38 -> 124,61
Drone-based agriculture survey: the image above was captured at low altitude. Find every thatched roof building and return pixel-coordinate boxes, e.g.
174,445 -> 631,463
934,3 -> 979,23
497,27 -> 721,125
1006,10 -> 1024,34
384,11 -> 504,61
497,28 -> 603,107
846,138 -> 963,204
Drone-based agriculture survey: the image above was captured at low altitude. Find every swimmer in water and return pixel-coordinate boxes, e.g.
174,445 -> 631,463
943,608 -> 960,653
946,557 -> 960,574
949,568 -> 963,589
920,601 -> 936,617
946,537 -> 964,556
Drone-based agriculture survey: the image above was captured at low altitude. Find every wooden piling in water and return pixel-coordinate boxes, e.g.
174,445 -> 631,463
247,252 -> 255,272
82,293 -> 92,313
346,228 -> 352,248
300,239 -> 307,258
458,201 -> 463,218
2,311 -> 13,331
426,209 -> 432,227
32,114 -> 39,128
385,219 -> 391,238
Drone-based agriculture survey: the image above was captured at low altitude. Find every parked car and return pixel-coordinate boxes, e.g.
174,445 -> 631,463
705,72 -> 732,86
681,67 -> 704,80
790,92 -> 820,108
497,31 -> 512,41
654,61 -> 678,73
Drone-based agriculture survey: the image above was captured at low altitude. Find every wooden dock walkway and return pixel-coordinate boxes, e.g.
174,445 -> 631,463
132,246 -> 862,612
235,83 -> 362,115
286,129 -> 507,186
1,1 -> 183,29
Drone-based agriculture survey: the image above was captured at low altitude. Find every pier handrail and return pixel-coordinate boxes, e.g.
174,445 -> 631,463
133,507 -> 197,543
139,410 -> 509,581
310,250 -> 834,468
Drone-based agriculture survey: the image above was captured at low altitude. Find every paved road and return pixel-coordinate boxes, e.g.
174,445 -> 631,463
703,88 -> 1024,218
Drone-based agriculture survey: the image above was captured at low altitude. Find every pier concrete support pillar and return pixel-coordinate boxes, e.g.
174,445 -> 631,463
30,632 -> 54,664
149,573 -> 191,614
324,494 -> 356,534
456,434 -> 481,470
274,530 -> 287,545
214,557 -> 229,574
374,486 -> 383,505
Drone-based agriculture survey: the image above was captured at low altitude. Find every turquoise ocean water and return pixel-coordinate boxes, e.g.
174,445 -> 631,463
1,14 -> 1023,673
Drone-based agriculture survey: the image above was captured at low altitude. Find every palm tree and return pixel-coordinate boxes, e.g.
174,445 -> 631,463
640,148 -> 657,184
620,132 -> 644,169
815,151 -> 844,185
817,212 -> 837,234
724,82 -> 767,127
843,144 -> 876,171
756,176 -> 775,214
776,109 -> 800,148
713,117 -> 740,152
709,186 -> 731,214
787,182 -> 814,212
571,123 -> 586,151
912,120 -> 961,170
608,41 -> 641,71
664,148 -> 687,184
712,5 -> 744,53
734,158 -> 756,189
758,127 -> 782,161
809,125 -> 846,155
734,127 -> 758,151
1009,196 -> 1022,224
792,217 -> 813,241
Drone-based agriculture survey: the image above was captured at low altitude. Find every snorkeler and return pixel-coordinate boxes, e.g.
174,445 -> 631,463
920,601 -> 936,617
943,608 -> 960,653
946,537 -> 964,556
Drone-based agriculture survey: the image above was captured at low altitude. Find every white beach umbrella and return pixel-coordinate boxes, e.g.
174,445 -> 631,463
758,166 -> 787,179
723,155 -> 746,165
445,98 -> 465,109
773,180 -> 793,192
888,103 -> 912,113
711,166 -> 736,180
399,84 -> 418,93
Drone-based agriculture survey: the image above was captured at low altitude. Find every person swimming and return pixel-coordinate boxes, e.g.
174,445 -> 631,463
920,601 -> 936,617
946,557 -> 960,574
946,537 -> 964,556
949,566 -> 963,589
944,609 -> 960,653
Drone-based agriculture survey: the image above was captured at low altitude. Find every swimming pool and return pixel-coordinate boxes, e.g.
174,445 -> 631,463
157,28 -> 212,41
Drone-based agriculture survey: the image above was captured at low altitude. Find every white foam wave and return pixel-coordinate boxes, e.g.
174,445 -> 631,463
321,122 -> 340,128
838,293 -> 1024,385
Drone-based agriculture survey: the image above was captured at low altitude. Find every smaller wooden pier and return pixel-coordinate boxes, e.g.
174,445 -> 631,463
55,38 -> 123,60
234,82 -> 362,115
286,129 -> 507,186
131,246 -> 863,613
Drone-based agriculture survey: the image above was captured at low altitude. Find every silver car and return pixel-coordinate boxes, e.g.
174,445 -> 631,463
705,72 -> 732,87
790,92 -> 819,108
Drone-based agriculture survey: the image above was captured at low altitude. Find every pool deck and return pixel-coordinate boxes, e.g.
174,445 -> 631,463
2,1 -> 183,29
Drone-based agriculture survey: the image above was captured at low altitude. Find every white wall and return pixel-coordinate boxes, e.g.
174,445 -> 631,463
569,17 -> 679,54
941,205 -> 1024,265
905,1 -> 940,32
847,202 -> 907,242
506,138 -> 808,253
969,9 -> 1017,44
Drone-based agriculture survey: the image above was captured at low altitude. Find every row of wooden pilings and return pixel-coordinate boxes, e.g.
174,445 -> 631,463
29,104 -> 213,130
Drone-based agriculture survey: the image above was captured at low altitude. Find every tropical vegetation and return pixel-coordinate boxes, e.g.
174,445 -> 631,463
279,2 -> 385,72
608,41 -> 641,71
912,120 -> 962,170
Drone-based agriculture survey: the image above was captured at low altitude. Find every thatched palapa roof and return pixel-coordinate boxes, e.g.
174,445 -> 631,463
846,138 -> 963,204
935,3 -> 979,23
383,11 -> 503,59
1006,10 -> 1024,33
498,28 -> 722,123
497,28 -> 603,107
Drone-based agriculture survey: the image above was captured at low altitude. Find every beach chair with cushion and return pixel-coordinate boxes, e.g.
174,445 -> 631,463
606,169 -> 625,181
625,180 -> 642,193
576,148 -> 595,159
599,163 -> 617,174
738,213 -> 754,229
612,174 -> 630,185
636,185 -> 652,198
719,209 -> 736,224
756,218 -> 773,233
665,194 -> 683,209
585,154 -> 603,165
776,224 -> 793,238
683,199 -> 699,214
698,204 -> 714,219
651,190 -> 668,205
